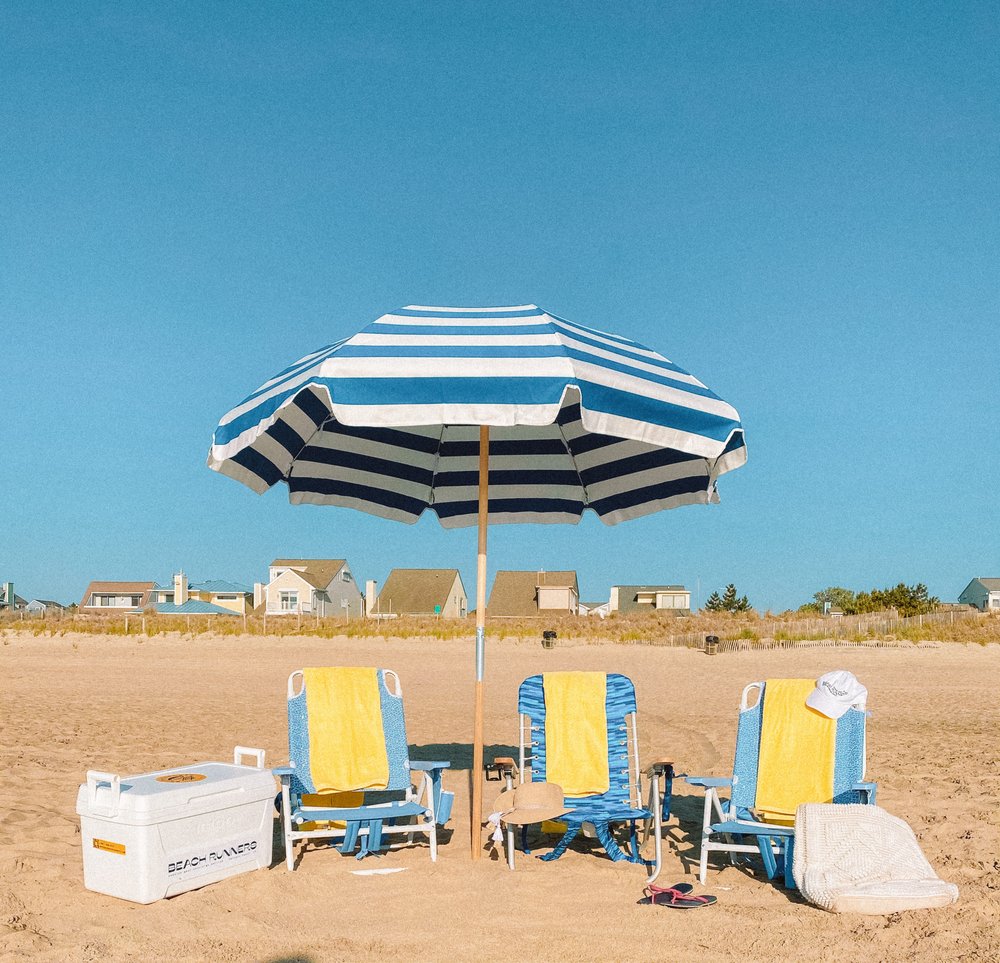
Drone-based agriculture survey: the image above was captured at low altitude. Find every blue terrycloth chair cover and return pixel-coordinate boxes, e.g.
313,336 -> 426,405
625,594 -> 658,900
713,681 -> 873,886
518,673 -> 653,864
729,685 -> 868,819
286,669 -> 417,858
287,668 -> 411,795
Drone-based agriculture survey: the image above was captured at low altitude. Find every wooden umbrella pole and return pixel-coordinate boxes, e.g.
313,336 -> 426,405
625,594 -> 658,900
471,425 -> 489,861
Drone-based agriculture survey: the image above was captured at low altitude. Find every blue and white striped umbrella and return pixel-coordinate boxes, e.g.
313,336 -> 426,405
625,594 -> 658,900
208,302 -> 746,859
208,304 -> 747,523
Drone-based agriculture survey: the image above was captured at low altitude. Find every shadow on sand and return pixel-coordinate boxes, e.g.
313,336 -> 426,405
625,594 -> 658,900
408,742 -> 518,769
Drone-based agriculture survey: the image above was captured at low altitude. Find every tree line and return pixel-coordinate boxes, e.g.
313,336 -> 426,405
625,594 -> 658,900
701,582 -> 940,617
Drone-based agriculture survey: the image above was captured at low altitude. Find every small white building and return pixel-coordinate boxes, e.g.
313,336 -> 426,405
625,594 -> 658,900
255,558 -> 364,617
26,599 -> 67,614
958,578 -> 1000,612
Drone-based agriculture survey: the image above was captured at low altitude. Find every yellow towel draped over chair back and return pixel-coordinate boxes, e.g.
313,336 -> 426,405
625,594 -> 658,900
543,671 -> 610,798
303,667 -> 390,793
754,678 -> 836,825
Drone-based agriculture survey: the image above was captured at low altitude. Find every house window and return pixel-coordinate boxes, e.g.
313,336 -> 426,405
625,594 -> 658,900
341,570 -> 352,582
215,594 -> 237,601
279,591 -> 299,612
91,594 -> 142,608
991,597 -> 1000,608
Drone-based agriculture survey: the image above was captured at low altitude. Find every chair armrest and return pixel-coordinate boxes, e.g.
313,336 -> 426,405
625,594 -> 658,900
273,766 -> 294,779
644,758 -> 674,777
410,760 -> 452,771
684,775 -> 733,788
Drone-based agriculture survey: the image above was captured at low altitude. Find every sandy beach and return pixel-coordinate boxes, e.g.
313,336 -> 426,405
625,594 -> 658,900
1,630 -> 997,962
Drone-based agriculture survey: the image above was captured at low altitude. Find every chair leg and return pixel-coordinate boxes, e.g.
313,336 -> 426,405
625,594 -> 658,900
783,836 -> 796,889
698,789 -> 714,884
281,780 -> 295,871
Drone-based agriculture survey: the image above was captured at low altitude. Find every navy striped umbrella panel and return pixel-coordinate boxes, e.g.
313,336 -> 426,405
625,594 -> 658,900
207,304 -> 747,526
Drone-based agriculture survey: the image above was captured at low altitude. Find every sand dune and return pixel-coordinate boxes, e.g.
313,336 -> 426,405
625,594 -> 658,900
1,631 -> 997,962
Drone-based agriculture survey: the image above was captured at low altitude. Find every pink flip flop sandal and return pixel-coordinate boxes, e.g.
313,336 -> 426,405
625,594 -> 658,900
638,883 -> 718,909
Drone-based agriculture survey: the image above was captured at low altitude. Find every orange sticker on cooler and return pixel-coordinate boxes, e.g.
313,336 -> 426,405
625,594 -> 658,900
93,838 -> 126,855
156,773 -> 207,783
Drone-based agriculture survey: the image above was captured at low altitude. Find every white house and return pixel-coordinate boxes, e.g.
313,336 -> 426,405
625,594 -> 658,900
958,578 -> 1000,612
255,558 -> 364,617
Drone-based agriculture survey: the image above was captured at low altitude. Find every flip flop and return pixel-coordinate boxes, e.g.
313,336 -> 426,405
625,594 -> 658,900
637,883 -> 717,909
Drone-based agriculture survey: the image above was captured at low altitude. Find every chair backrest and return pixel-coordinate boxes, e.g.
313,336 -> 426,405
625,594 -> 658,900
730,680 -> 867,817
518,672 -> 640,809
286,668 -> 411,796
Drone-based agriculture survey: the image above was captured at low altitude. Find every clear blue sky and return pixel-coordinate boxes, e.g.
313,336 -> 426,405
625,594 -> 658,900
3,1 -> 997,612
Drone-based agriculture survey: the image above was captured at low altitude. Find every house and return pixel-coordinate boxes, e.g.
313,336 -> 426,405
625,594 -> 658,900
958,578 -> 1000,612
254,558 -> 364,617
79,581 -> 157,613
0,582 -> 27,610
372,569 -> 468,618
610,584 -> 691,614
486,570 -> 580,618
580,600 -> 611,618
26,599 -> 67,614
152,572 -> 252,615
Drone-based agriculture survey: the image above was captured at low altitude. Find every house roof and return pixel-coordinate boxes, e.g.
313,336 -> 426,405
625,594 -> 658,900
974,578 -> 1000,591
151,599 -> 239,616
487,570 -> 579,618
376,569 -> 463,615
79,581 -> 156,609
194,579 -> 252,594
269,559 -> 347,590
154,579 -> 252,595
615,584 -> 688,592
29,599 -> 65,608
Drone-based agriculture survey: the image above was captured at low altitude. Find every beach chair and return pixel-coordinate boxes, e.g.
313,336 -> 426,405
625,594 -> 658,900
685,679 -> 876,887
275,667 -> 453,870
501,671 -> 672,882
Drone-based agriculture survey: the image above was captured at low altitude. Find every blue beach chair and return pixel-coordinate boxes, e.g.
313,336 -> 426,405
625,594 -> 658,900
505,672 -> 672,882
275,667 -> 453,870
685,678 -> 876,887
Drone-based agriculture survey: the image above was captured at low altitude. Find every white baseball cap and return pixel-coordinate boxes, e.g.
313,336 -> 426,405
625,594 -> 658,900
806,670 -> 868,719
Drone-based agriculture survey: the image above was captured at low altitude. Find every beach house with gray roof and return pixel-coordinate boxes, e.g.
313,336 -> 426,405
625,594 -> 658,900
256,558 -> 364,618
958,578 -> 1000,612
610,584 -> 691,614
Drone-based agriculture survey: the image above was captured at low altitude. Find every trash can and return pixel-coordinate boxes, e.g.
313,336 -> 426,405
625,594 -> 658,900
542,630 -> 557,649
705,635 -> 719,656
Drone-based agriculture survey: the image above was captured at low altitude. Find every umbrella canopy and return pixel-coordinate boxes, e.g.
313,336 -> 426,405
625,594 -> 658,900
208,304 -> 746,519
208,303 -> 747,860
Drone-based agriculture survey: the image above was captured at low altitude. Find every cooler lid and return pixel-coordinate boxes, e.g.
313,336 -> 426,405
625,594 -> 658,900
77,761 -> 276,824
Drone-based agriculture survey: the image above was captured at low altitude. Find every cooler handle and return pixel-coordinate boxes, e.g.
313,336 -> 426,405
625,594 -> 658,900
233,746 -> 266,769
87,771 -> 121,816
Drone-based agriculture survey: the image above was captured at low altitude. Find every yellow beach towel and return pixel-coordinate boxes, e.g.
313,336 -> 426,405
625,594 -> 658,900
544,672 -> 610,798
755,678 -> 836,825
304,667 -> 389,793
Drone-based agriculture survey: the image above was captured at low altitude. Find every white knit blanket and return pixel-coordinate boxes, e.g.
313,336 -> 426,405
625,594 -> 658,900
793,803 -> 959,914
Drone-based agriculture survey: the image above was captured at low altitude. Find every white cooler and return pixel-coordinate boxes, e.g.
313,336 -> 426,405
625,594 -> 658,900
77,747 -> 275,904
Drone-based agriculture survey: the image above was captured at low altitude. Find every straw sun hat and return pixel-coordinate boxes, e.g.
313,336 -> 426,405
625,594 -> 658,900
492,781 -> 569,826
